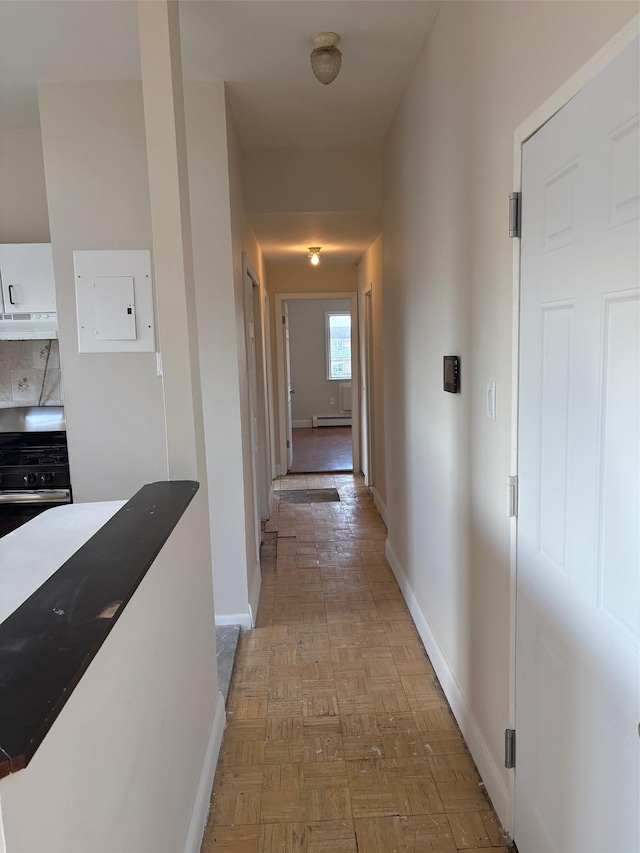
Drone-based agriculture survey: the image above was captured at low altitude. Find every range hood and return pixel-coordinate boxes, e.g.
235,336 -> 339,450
0,312 -> 58,340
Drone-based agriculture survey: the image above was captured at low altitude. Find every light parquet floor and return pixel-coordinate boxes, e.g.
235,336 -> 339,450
202,474 -> 510,853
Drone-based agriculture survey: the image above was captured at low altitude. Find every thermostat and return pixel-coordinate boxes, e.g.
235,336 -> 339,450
443,356 -> 460,393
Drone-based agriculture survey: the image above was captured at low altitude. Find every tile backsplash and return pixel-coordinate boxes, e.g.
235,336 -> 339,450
0,340 -> 64,408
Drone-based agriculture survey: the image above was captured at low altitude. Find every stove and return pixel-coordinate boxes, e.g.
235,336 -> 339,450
0,406 -> 71,537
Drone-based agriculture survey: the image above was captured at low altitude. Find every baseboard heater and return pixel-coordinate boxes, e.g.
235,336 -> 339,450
312,415 -> 352,427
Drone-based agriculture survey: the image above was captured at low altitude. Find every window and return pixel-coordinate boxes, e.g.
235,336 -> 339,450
326,312 -> 352,380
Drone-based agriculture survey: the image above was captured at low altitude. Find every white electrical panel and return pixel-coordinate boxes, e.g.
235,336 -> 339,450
94,276 -> 136,340
73,250 -> 155,353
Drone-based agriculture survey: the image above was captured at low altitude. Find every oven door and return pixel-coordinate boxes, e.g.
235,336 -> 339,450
0,489 -> 71,537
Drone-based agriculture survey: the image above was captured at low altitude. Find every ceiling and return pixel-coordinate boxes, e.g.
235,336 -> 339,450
248,211 -> 382,265
0,0 -> 440,263
180,1 -> 439,149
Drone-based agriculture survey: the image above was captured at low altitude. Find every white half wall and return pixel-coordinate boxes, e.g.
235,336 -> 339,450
0,491 -> 222,853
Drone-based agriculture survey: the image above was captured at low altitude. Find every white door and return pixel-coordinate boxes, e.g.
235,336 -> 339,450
0,244 -> 56,313
515,40 -> 639,853
283,303 -> 293,471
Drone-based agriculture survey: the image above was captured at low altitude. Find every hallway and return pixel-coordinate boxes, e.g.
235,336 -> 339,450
202,475 -> 509,852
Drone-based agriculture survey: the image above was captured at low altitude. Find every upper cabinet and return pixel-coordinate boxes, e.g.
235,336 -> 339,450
0,244 -> 57,314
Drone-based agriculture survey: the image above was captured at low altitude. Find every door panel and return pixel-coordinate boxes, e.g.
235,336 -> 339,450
516,39 -> 639,853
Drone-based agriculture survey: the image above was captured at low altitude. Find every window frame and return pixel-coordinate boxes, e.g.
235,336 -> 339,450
325,310 -> 352,381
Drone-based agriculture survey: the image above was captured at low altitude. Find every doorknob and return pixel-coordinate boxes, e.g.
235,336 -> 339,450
290,388 -> 296,394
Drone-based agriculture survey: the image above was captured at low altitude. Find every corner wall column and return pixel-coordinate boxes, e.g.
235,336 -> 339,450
137,0 -> 206,482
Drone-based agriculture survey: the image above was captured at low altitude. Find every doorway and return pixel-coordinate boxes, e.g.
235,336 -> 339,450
275,291 -> 359,475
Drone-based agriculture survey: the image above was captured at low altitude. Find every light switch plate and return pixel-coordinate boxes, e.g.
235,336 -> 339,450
73,250 -> 155,353
486,380 -> 496,420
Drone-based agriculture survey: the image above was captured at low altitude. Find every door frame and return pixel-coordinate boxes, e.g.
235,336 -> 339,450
274,291 -> 360,476
507,16 -> 639,835
361,285 -> 375,488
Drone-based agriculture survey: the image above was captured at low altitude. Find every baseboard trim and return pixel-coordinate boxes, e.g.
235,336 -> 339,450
292,419 -> 312,429
249,562 -> 261,628
215,612 -> 252,629
385,538 -> 510,827
182,690 -> 226,853
371,486 -> 388,527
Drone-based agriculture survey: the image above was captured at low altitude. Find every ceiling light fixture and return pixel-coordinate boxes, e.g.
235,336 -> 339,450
310,32 -> 342,85
307,247 -> 322,266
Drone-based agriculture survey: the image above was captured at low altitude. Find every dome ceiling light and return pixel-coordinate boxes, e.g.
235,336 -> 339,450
307,247 -> 322,265
310,32 -> 342,85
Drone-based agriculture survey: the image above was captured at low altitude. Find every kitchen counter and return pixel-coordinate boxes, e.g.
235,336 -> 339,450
0,501 -> 126,626
0,480 -> 199,778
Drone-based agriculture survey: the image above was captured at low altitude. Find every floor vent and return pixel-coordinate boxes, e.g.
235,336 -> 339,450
312,415 -> 352,427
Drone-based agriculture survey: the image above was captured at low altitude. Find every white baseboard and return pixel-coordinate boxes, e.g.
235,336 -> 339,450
385,539 -> 510,829
215,612 -> 252,629
371,486 -> 388,527
249,563 -> 262,628
292,419 -> 312,428
183,690 -> 226,853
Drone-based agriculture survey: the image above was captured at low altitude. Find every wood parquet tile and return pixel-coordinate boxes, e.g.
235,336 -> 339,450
202,474 -> 510,852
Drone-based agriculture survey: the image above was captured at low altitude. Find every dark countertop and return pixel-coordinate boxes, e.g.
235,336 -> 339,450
0,480 -> 199,778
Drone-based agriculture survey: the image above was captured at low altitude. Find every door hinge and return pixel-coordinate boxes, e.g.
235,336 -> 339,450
509,192 -> 521,238
286,439 -> 290,449
505,728 -> 516,768
282,315 -> 286,324
507,475 -> 518,518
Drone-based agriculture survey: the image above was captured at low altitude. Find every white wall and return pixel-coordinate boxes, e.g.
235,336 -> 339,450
358,235 -> 386,510
287,297 -> 351,422
226,91 -> 265,622
242,148 -> 381,214
184,81 -> 252,621
0,127 -> 50,243
0,492 -> 222,853
38,82 -> 168,502
381,0 -> 637,827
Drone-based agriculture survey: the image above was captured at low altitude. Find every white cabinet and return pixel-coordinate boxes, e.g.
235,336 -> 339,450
0,244 -> 57,314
